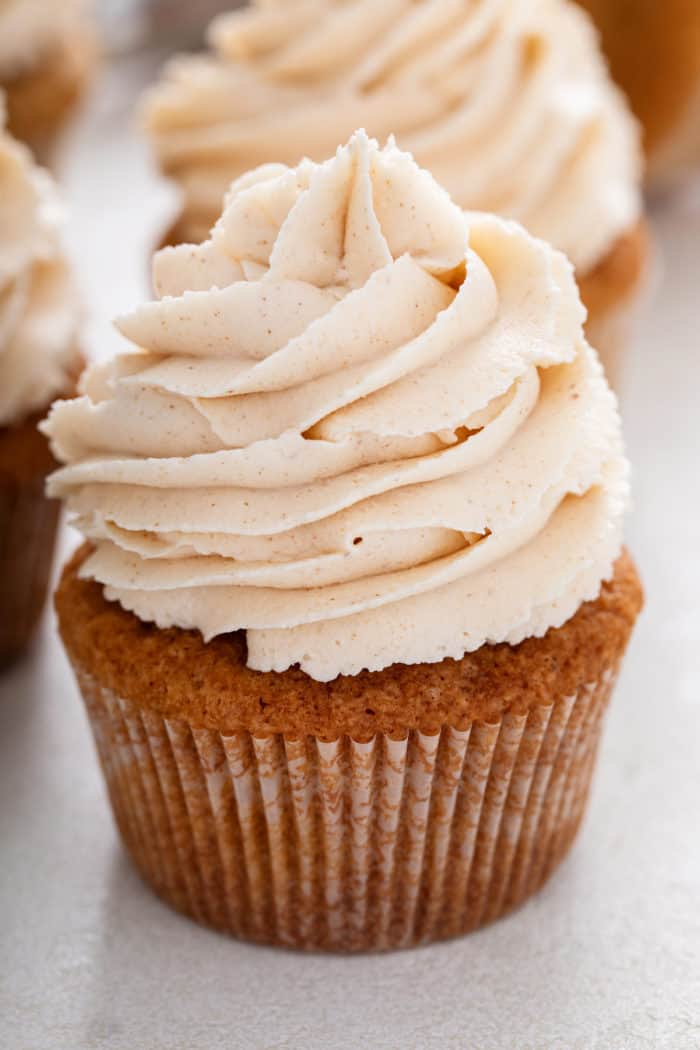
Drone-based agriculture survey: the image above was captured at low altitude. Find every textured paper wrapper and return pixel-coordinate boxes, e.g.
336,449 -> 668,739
0,470 -> 60,669
70,664 -> 617,952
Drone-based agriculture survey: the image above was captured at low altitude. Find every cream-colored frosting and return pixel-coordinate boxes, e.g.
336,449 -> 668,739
0,104 -> 81,426
44,132 -> 628,681
144,0 -> 642,274
0,0 -> 85,79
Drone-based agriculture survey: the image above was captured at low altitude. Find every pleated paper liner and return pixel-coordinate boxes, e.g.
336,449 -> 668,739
73,666 -> 616,952
1,369 -> 84,669
0,440 -> 61,669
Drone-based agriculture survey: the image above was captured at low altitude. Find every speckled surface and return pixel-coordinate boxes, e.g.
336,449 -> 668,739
1,55 -> 700,1050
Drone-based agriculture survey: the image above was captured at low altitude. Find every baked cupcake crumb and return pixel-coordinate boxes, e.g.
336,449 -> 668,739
57,546 -> 643,741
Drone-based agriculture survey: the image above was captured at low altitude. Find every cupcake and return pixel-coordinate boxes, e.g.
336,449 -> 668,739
576,0 -> 700,186
0,103 -> 82,667
144,0 -> 646,382
45,133 -> 642,951
0,0 -> 97,163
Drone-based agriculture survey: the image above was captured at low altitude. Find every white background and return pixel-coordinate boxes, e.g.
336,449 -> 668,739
1,53 -> 699,1050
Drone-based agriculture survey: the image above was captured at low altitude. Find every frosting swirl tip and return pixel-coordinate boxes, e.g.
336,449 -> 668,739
0,103 -> 81,425
45,130 -> 627,681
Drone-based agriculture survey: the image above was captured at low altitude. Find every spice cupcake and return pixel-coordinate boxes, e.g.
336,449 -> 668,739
1,0 -> 97,164
45,133 -> 642,951
576,0 -> 700,186
0,104 -> 82,667
144,0 -> 646,382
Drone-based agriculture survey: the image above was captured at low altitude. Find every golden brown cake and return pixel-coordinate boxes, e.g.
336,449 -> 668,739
576,0 -> 700,185
45,133 -> 642,951
0,112 -> 82,667
0,409 -> 61,668
145,0 -> 646,380
56,545 -> 641,948
0,399 -> 70,667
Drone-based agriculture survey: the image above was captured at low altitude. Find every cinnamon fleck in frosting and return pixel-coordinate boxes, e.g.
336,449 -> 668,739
44,132 -> 628,681
144,0 -> 642,273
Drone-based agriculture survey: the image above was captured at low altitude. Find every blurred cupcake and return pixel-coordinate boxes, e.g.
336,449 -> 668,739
0,103 -> 82,667
144,0 -> 646,382
576,0 -> 700,187
0,0 -> 97,163
45,132 -> 642,951
148,0 -> 245,48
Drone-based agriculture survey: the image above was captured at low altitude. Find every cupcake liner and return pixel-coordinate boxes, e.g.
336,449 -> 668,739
0,469 -> 61,668
71,664 -> 617,952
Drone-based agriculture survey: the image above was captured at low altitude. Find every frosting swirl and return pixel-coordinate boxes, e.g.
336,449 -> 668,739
144,0 -> 641,273
0,102 -> 81,426
44,132 -> 628,681
0,0 -> 86,79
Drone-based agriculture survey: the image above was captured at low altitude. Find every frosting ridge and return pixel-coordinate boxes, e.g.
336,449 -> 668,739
0,103 -> 81,425
144,0 -> 642,272
44,132 -> 628,681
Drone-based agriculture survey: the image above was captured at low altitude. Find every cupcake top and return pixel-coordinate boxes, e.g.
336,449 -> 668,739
0,101 -> 81,425
44,131 -> 628,682
0,0 -> 86,79
144,0 -> 642,274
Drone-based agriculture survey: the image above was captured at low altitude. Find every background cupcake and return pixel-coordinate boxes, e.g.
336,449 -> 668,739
576,0 -> 700,187
44,132 -> 642,951
0,101 -> 82,667
144,0 -> 646,381
0,0 -> 97,164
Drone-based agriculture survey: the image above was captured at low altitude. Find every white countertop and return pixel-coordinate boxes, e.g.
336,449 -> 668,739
1,55 -> 700,1050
